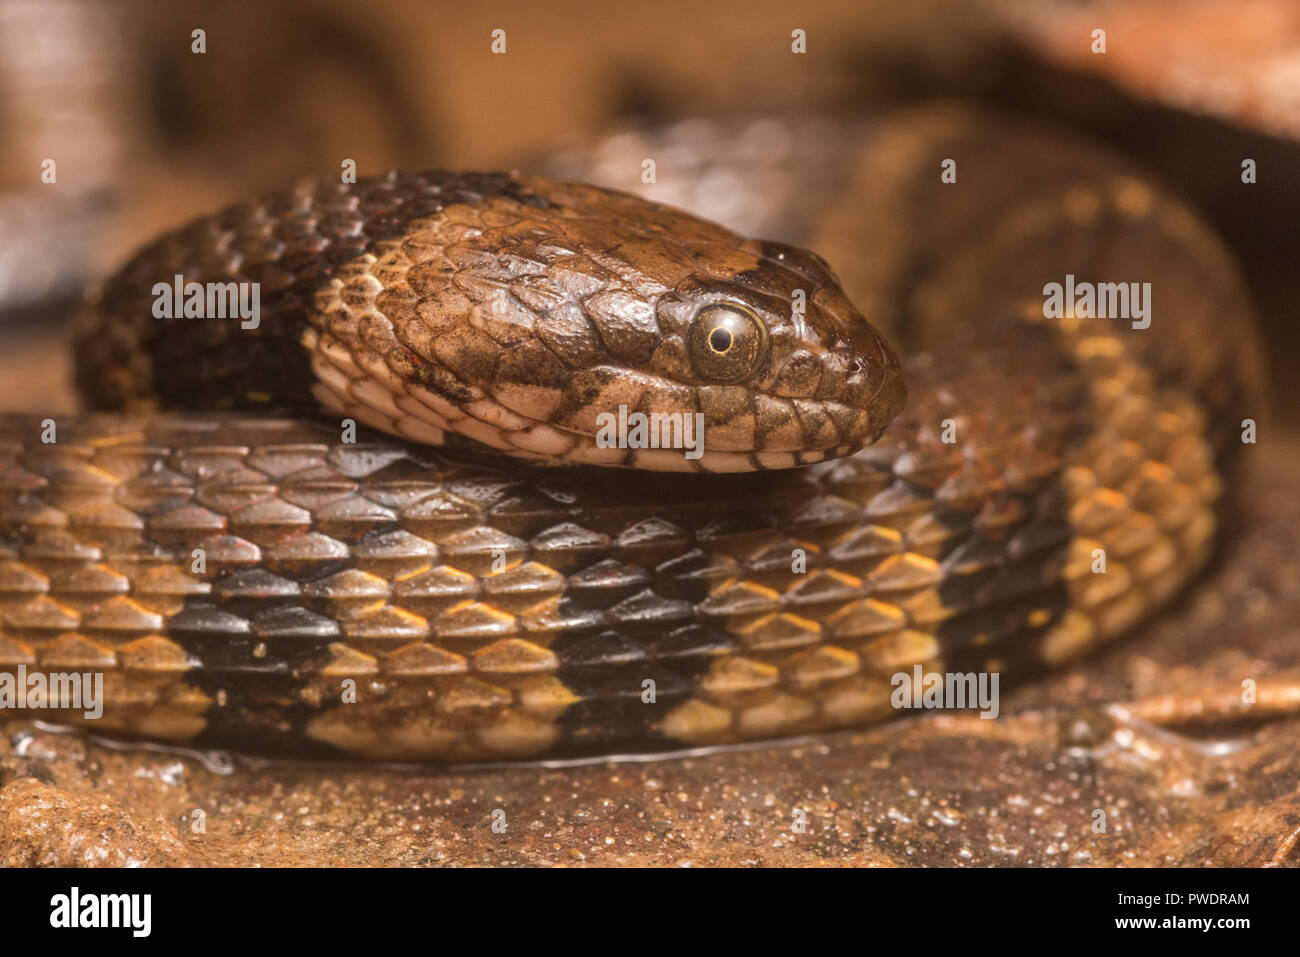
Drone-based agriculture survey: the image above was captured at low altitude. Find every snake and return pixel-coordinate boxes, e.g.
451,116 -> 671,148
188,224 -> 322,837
0,104 -> 1261,762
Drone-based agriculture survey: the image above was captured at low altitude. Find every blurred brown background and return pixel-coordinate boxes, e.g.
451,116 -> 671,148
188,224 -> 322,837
1,0 -> 1297,418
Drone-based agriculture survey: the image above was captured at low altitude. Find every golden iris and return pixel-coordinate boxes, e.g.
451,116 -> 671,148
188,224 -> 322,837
689,303 -> 770,383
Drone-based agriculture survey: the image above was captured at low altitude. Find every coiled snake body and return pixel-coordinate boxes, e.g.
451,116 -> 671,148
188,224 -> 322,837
0,106 -> 1259,761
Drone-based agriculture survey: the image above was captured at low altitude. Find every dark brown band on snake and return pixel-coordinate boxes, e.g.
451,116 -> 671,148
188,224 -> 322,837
0,106 -> 1261,761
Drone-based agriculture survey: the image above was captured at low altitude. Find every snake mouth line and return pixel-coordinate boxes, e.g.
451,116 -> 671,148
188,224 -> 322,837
304,325 -> 901,472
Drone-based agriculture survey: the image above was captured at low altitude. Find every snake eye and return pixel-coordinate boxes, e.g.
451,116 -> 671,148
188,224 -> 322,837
689,303 -> 770,383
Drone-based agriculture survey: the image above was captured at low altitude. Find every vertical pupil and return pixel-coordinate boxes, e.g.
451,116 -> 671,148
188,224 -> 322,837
709,328 -> 733,352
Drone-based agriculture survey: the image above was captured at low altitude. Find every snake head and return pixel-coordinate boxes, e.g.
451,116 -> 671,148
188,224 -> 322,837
307,174 -> 905,471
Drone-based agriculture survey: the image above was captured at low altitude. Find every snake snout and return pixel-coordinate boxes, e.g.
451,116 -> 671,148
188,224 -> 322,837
725,241 -> 906,467
836,301 -> 907,443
